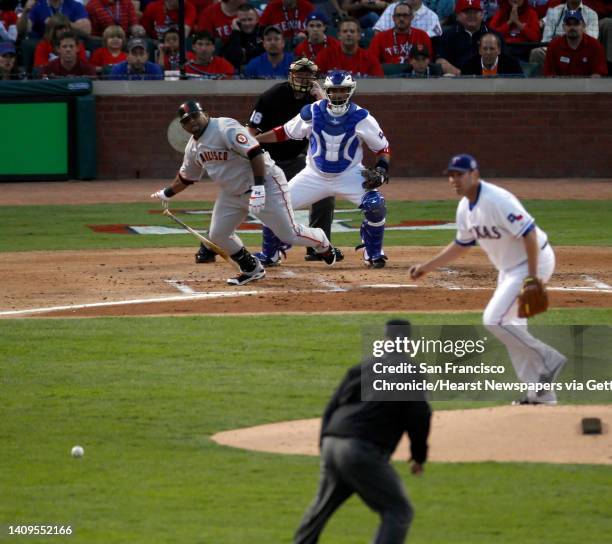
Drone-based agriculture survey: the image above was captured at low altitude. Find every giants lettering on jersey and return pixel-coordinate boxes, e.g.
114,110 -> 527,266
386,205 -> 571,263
309,102 -> 368,174
471,226 -> 502,240
199,150 -> 229,163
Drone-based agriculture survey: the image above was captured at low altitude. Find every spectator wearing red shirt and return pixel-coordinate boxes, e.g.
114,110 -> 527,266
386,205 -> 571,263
259,0 -> 313,46
316,17 -> 384,76
90,25 -> 127,69
544,10 -> 608,75
490,0 -> 540,43
196,0 -> 245,44
184,30 -> 236,78
294,12 -> 341,60
40,32 -> 97,78
157,26 -> 195,70
34,14 -> 88,68
142,0 -> 196,40
490,0 -> 540,60
86,0 -> 140,37
0,7 -> 17,43
369,1 -> 432,64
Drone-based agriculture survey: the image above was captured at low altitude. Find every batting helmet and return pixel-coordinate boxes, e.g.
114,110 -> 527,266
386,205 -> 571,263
289,57 -> 318,94
178,100 -> 204,122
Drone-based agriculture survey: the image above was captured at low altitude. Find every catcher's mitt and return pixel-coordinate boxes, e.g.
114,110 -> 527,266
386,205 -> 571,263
517,276 -> 548,318
361,167 -> 389,190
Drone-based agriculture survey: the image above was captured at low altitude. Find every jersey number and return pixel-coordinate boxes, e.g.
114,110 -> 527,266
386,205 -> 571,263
249,111 -> 263,125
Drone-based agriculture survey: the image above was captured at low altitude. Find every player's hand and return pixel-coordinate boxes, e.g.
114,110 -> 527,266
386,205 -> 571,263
249,185 -> 266,215
311,81 -> 325,100
410,461 -> 424,475
151,189 -> 171,202
409,264 -> 426,280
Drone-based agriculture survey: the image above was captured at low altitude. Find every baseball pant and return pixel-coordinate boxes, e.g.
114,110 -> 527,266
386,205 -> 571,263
276,155 -> 337,255
294,436 -> 413,544
482,244 -> 562,401
209,167 -> 330,255
288,164 -> 365,210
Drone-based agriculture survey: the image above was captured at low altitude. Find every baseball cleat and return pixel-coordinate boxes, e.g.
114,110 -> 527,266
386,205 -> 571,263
195,243 -> 216,264
227,262 -> 265,286
253,251 -> 282,267
304,250 -> 323,262
320,246 -> 343,266
368,255 -> 388,269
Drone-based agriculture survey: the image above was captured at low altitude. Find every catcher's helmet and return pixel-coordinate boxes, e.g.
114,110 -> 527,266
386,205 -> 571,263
178,100 -> 204,122
323,71 -> 356,115
288,57 -> 318,94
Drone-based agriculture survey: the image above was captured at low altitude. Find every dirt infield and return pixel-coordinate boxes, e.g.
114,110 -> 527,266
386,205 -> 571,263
1,246 -> 611,318
1,178 -> 611,318
212,405 -> 612,465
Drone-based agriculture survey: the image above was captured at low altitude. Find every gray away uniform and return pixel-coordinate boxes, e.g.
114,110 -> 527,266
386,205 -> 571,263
179,117 -> 331,255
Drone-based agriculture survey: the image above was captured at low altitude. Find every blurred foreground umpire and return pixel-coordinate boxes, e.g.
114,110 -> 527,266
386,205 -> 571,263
195,57 -> 336,263
294,319 -> 432,544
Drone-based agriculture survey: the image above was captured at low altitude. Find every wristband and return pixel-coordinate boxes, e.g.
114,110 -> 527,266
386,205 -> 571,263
253,175 -> 265,186
375,158 -> 389,172
163,187 -> 176,197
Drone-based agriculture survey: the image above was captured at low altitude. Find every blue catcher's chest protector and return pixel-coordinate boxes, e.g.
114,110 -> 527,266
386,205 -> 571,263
308,101 -> 368,174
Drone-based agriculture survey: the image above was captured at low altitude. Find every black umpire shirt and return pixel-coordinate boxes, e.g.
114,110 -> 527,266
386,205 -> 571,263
247,81 -> 313,163
321,362 -> 432,463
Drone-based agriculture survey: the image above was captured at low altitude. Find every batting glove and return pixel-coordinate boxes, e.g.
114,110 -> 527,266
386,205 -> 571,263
249,185 -> 266,215
151,189 -> 171,202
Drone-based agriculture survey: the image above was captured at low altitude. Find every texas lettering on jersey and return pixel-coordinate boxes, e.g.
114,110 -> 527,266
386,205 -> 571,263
471,225 -> 502,240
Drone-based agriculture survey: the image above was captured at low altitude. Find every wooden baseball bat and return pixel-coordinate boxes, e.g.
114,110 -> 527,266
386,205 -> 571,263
162,209 -> 240,271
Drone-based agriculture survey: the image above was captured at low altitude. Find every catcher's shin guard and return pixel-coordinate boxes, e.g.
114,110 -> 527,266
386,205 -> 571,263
358,191 -> 386,264
260,225 -> 283,257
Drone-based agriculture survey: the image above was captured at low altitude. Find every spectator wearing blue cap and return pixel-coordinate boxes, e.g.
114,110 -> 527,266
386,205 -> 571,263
410,153 -> 566,407
294,12 -> 341,60
544,9 -> 607,75
0,41 -> 19,80
528,0 -> 600,72
244,25 -> 294,78
109,38 -> 164,80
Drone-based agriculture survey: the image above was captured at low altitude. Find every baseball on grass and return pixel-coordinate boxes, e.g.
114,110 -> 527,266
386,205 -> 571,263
71,445 -> 84,458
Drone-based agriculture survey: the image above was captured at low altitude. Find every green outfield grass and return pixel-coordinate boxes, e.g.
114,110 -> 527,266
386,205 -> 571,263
1,310 -> 611,543
1,200 -> 610,252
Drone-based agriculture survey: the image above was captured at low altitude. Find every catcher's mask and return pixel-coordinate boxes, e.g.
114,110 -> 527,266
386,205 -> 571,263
178,100 -> 204,123
323,71 -> 356,115
289,57 -> 318,94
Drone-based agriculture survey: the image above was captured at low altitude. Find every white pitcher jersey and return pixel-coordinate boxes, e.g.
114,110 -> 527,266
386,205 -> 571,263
455,180 -> 548,271
283,100 -> 389,179
179,117 -> 276,196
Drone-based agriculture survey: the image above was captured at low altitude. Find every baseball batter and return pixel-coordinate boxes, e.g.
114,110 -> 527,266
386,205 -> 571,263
409,154 -> 567,405
151,100 -> 340,286
255,70 -> 392,269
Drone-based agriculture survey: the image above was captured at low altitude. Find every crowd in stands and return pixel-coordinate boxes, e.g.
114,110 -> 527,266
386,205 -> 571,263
0,0 -> 609,80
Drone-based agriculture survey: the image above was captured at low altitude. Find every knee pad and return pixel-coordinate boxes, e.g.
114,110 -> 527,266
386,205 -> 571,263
360,190 -> 386,225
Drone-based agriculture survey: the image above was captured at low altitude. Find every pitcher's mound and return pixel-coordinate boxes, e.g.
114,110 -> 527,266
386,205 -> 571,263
213,405 -> 612,465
